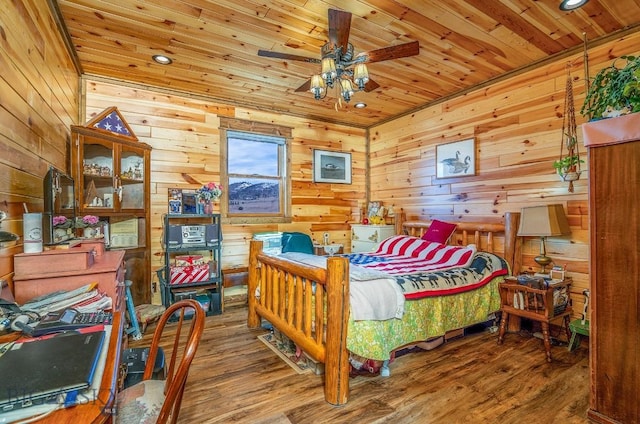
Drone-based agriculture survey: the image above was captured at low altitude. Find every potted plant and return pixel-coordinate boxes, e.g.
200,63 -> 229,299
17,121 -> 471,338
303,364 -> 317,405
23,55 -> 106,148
581,55 -> 640,120
553,153 -> 584,181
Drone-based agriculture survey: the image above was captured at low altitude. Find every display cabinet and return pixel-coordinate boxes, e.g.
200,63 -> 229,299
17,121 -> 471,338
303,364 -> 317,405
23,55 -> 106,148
71,107 -> 152,305
160,213 -> 223,316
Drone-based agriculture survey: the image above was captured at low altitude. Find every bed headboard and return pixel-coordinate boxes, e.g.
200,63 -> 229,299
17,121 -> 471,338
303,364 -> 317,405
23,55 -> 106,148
394,211 -> 521,273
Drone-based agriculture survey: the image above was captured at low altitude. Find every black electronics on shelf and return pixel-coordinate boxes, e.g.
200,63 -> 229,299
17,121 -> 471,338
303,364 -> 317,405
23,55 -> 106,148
160,213 -> 223,316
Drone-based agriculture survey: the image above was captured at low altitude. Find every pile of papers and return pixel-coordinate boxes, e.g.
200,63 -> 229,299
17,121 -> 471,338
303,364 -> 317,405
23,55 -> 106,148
21,283 -> 112,315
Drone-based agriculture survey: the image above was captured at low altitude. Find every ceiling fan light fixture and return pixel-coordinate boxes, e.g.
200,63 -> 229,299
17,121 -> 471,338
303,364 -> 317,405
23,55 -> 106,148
339,78 -> 354,102
321,57 -> 337,86
152,54 -> 172,65
559,0 -> 588,10
310,75 -> 327,99
354,102 -> 367,108
353,63 -> 369,90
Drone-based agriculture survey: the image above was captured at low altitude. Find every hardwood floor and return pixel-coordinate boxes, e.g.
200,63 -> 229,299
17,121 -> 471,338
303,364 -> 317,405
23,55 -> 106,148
132,305 -> 589,424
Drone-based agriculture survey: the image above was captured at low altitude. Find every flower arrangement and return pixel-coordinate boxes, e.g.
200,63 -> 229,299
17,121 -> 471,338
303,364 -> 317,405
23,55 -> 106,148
75,215 -> 102,228
196,182 -> 223,202
52,215 -> 73,229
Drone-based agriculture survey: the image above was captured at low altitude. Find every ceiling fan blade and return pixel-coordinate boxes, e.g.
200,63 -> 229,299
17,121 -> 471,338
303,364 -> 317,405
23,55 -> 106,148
357,41 -> 420,63
363,79 -> 380,92
328,9 -> 352,50
258,50 -> 321,64
295,79 -> 311,92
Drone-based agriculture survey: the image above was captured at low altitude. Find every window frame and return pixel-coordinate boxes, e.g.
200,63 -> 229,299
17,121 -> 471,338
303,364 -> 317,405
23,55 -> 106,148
219,117 -> 292,224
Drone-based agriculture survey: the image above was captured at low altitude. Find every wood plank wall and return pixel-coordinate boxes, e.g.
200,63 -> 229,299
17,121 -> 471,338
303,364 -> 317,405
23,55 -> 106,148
1,0 -> 638,320
82,80 -> 366,303
369,31 -> 640,315
0,0 -> 78,290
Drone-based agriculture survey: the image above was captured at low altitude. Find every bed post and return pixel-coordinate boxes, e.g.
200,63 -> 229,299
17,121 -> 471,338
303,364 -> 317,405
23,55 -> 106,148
503,211 -> 521,274
247,239 -> 262,328
324,256 -> 350,406
395,211 -> 406,235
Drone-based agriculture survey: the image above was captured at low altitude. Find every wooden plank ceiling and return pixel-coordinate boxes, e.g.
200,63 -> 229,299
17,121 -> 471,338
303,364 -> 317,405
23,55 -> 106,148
54,0 -> 640,128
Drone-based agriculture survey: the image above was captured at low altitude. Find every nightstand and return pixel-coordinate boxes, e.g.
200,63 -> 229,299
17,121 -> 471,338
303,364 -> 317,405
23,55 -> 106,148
351,224 -> 395,253
497,276 -> 573,362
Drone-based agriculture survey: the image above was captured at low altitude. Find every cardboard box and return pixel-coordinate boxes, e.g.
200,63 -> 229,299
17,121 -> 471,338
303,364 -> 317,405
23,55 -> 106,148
169,263 -> 210,285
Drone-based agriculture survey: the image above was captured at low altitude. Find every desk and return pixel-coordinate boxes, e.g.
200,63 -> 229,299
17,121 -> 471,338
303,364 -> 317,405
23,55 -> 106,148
37,311 -> 124,423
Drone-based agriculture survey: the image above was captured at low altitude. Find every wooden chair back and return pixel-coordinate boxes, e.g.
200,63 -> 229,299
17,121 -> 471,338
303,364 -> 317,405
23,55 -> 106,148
145,299 -> 206,424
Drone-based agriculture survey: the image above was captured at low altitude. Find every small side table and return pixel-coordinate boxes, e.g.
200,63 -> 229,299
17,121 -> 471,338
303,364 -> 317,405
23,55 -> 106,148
497,277 -> 573,362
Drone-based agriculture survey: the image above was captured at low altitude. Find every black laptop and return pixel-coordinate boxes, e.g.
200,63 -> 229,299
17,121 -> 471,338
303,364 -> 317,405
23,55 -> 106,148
0,330 -> 105,412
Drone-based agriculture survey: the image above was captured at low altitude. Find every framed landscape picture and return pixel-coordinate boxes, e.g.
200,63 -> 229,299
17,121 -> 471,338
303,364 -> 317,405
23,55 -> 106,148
436,138 -> 476,178
313,149 -> 352,184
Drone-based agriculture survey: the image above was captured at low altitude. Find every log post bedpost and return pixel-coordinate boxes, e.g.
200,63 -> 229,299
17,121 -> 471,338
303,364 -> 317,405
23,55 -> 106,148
324,256 -> 350,406
503,211 -> 521,275
247,239 -> 262,328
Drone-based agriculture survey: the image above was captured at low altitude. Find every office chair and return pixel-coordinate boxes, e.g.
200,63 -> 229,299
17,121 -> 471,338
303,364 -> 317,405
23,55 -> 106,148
116,299 -> 205,424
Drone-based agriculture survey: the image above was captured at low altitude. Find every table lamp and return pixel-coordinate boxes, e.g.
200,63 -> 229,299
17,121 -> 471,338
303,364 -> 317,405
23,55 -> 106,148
517,204 -> 571,275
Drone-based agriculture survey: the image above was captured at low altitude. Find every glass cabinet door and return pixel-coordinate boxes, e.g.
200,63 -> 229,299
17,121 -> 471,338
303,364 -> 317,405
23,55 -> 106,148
119,146 -> 145,210
81,138 -> 115,211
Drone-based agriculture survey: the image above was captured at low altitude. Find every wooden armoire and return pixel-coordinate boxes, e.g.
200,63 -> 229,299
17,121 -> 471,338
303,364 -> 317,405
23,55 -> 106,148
582,113 -> 640,424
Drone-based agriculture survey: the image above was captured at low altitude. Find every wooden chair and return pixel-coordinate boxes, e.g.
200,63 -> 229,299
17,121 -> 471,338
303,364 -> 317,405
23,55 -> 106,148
116,299 -> 206,424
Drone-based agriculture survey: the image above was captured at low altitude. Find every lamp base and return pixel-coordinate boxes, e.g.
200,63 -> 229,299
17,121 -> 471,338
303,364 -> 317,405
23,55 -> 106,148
534,253 -> 552,275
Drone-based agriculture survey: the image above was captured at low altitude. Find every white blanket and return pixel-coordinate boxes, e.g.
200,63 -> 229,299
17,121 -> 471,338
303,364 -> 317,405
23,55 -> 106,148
279,252 -> 404,321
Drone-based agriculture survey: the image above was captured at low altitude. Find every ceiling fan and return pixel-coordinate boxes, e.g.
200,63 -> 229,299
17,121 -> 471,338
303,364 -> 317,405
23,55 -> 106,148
257,9 -> 420,104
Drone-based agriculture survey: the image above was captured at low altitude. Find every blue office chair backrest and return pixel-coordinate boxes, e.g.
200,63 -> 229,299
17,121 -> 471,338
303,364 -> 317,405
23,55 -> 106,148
281,232 -> 314,254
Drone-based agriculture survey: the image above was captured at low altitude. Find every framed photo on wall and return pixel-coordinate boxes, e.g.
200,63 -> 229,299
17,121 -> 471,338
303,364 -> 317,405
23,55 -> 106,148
436,138 -> 476,178
313,149 -> 352,184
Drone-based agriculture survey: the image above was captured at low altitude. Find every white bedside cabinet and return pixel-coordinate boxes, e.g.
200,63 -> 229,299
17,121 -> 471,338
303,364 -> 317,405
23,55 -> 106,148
351,224 -> 395,253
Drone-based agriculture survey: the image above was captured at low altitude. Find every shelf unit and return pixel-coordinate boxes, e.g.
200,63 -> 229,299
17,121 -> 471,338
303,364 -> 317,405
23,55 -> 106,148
161,213 -> 222,316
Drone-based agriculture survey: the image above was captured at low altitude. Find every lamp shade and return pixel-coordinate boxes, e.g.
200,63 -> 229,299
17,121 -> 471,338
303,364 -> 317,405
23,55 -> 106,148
517,204 -> 571,236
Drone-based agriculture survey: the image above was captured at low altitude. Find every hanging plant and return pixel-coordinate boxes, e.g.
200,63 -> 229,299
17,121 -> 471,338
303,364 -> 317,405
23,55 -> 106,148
554,66 -> 583,192
581,55 -> 640,120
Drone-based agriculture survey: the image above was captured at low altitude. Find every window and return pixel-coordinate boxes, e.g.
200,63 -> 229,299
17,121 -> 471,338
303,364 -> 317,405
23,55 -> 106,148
220,118 -> 291,223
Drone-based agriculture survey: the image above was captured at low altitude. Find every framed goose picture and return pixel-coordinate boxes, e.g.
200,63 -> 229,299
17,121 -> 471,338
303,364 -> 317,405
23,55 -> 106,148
436,138 -> 476,178
313,149 -> 352,184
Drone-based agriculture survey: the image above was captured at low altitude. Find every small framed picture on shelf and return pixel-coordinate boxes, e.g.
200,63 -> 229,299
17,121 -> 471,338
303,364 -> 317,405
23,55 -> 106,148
181,189 -> 198,214
550,267 -> 565,281
103,193 -> 113,208
367,201 -> 381,219
168,188 -> 182,214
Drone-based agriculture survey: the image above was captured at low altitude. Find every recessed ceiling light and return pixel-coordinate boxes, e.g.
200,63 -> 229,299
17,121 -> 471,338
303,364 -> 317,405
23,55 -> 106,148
559,0 -> 588,11
354,102 -> 367,109
152,54 -> 173,65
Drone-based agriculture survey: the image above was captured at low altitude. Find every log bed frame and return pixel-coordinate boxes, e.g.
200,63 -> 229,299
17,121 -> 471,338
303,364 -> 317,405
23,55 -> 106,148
247,212 -> 521,406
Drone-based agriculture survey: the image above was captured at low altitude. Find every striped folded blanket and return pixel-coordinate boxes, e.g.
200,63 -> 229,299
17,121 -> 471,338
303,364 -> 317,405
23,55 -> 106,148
347,235 -> 476,275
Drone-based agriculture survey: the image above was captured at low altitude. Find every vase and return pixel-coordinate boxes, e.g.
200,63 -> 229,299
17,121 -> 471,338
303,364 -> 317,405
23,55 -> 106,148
83,227 -> 97,238
203,200 -> 213,215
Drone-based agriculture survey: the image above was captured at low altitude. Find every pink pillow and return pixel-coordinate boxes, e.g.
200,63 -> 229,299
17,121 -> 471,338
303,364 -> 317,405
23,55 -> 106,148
421,219 -> 457,244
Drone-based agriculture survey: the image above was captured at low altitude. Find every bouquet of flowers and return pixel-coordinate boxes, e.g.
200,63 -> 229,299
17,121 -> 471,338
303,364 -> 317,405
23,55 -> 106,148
52,215 -> 73,229
196,182 -> 223,202
75,215 -> 102,228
